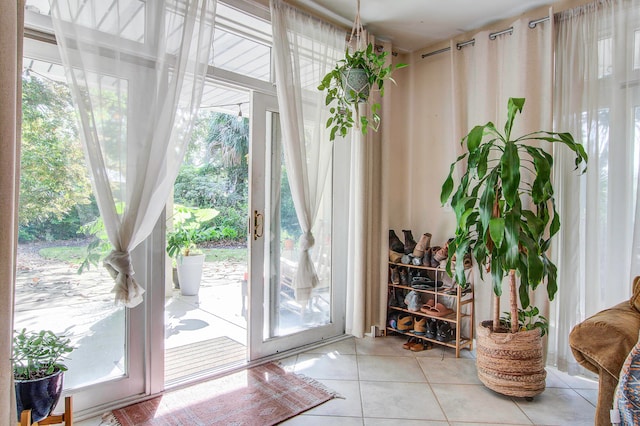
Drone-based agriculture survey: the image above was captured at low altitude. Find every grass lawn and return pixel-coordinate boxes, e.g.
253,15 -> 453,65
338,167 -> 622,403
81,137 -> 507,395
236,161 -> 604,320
39,246 -> 87,264
38,245 -> 247,264
202,248 -> 247,263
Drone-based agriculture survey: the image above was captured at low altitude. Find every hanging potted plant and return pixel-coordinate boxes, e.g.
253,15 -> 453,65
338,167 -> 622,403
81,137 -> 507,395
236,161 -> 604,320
12,329 -> 74,422
440,97 -> 588,397
318,42 -> 407,141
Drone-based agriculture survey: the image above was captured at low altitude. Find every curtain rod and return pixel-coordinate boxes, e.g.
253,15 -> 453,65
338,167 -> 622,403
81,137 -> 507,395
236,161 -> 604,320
528,16 -> 550,28
421,15 -> 549,59
489,26 -> 513,40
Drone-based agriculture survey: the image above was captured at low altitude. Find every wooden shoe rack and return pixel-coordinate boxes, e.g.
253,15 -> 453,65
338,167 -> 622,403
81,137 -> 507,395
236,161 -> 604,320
386,261 -> 474,358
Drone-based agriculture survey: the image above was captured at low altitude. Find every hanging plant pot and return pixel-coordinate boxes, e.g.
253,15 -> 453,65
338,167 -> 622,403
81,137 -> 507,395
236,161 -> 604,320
341,67 -> 370,103
476,320 -> 546,398
15,369 -> 64,422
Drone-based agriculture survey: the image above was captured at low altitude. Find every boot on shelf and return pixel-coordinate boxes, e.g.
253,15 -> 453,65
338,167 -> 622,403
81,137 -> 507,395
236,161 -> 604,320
402,230 -> 417,254
389,230 -> 404,253
412,232 -> 432,257
422,247 -> 433,267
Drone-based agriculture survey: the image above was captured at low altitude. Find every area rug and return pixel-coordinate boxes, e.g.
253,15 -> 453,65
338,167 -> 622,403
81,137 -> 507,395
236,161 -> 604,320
110,362 -> 338,426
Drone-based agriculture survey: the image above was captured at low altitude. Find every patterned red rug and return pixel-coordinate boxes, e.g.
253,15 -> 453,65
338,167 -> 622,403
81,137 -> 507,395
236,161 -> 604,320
110,362 -> 338,426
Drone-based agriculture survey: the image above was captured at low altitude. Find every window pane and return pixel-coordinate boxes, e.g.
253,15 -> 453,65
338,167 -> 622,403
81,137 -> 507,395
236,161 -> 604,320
212,2 -> 272,81
16,57 -> 126,390
598,37 -> 613,78
26,0 -> 146,43
268,113 -> 332,337
212,29 -> 271,81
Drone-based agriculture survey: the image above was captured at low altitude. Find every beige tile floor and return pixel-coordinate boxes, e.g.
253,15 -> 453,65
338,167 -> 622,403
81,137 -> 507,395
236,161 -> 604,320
76,335 -> 597,425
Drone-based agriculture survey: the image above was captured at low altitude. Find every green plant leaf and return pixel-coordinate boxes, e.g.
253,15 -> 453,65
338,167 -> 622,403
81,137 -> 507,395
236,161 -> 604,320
489,217 -> 505,249
549,198 -> 560,239
478,169 -> 498,239
477,143 -> 492,179
440,153 -> 466,205
543,254 -> 558,300
504,206 -> 520,268
491,256 -> 504,296
501,142 -> 520,207
466,125 -> 486,152
527,251 -> 544,287
505,97 -> 525,139
518,252 -> 531,308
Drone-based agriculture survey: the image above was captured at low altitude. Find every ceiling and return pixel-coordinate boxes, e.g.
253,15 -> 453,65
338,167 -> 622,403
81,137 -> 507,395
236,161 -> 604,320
285,0 -> 556,52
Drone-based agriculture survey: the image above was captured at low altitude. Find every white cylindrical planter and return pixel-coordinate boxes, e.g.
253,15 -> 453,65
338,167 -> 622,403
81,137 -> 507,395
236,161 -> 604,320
176,254 -> 205,296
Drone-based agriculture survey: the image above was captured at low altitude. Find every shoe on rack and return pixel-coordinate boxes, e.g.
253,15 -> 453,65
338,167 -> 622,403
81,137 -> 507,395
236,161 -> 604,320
387,313 -> 398,329
397,314 -> 414,331
436,321 -> 454,342
399,267 -> 410,286
412,232 -> 432,258
463,253 -> 473,269
401,254 -> 413,265
402,230 -> 417,254
429,246 -> 441,267
425,319 -> 438,339
433,245 -> 448,262
390,266 -> 400,285
389,250 -> 403,263
413,317 -> 427,335
422,247 -> 433,268
389,230 -> 404,253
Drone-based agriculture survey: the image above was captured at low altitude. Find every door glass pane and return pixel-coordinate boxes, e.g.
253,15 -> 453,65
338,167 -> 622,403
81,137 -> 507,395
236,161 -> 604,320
165,83 -> 250,384
267,113 -> 332,337
16,57 -> 126,389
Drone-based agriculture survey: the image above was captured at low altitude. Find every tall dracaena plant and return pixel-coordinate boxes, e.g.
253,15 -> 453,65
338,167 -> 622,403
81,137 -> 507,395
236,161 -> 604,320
440,98 -> 588,333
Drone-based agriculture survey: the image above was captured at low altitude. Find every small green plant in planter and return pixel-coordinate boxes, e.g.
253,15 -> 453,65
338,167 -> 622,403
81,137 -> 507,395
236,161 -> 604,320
501,306 -> 549,336
318,42 -> 407,141
12,329 -> 74,421
166,205 -> 218,296
166,204 -> 218,258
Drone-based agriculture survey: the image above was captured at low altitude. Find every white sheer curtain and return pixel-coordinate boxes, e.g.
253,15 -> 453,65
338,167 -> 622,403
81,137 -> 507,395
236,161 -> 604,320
50,0 -> 216,307
345,32 -> 390,337
270,0 -> 344,303
450,14 -> 554,332
550,0 -> 640,375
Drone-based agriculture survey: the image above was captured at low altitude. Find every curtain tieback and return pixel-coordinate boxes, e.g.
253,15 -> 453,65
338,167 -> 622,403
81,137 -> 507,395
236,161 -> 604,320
299,232 -> 315,251
104,250 -> 135,277
104,250 -> 144,308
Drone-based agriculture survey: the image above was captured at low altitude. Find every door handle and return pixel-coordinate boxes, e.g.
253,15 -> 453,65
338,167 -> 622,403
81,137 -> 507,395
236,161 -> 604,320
253,210 -> 264,240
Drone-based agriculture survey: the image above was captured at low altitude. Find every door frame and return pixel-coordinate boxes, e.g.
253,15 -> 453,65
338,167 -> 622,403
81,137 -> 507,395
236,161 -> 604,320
247,91 -> 346,360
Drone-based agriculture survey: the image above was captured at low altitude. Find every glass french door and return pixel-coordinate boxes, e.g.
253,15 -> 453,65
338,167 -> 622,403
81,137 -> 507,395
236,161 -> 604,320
248,92 -> 345,360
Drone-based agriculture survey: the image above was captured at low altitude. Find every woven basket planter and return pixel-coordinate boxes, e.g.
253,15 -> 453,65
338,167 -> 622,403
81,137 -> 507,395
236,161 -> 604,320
476,320 -> 546,398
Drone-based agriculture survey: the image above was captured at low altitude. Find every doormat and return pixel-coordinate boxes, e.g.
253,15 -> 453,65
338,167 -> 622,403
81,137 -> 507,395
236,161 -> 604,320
165,336 -> 246,382
110,362 -> 339,426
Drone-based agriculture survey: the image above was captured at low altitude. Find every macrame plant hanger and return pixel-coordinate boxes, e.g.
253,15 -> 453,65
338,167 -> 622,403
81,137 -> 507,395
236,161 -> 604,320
348,0 -> 365,52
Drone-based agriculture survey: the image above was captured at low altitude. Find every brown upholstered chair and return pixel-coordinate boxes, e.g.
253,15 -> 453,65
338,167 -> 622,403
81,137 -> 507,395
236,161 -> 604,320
569,276 -> 640,426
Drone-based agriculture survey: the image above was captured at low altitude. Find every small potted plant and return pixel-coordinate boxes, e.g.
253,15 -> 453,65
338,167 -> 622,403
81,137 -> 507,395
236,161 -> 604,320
166,205 -> 218,296
12,329 -> 74,422
318,42 -> 406,141
440,97 -> 588,397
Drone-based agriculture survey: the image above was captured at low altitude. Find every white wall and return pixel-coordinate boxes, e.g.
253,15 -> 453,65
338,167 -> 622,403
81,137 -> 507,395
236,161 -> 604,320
387,47 -> 457,249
